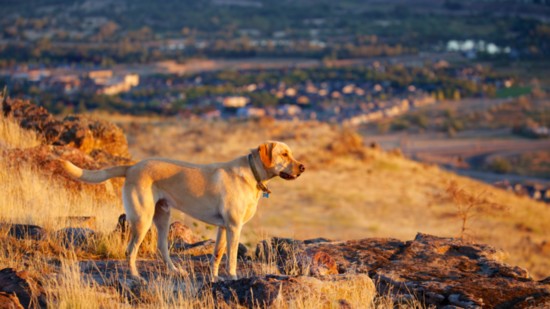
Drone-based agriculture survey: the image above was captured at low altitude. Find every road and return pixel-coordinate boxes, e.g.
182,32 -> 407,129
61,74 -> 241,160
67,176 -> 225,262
365,128 -> 550,186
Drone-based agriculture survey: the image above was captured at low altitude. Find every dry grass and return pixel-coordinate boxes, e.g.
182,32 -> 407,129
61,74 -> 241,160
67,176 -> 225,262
0,112 -> 42,149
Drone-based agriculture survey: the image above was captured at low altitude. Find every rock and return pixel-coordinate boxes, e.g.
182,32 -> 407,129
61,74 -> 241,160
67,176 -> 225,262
2,98 -> 130,160
0,224 -> 45,240
0,292 -> 24,309
309,251 -> 338,276
172,239 -> 248,259
258,233 -> 550,307
54,227 -> 95,248
0,268 -> 47,308
115,277 -> 152,305
207,275 -> 284,308
255,237 -> 337,276
168,221 -> 201,244
202,274 -> 375,309
303,237 -> 331,245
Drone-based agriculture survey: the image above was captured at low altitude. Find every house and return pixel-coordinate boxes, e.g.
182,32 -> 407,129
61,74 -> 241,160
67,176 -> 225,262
278,104 -> 301,117
222,96 -> 249,108
89,70 -> 113,83
95,73 -> 140,95
236,107 -> 266,118
51,75 -> 80,94
296,96 -> 310,105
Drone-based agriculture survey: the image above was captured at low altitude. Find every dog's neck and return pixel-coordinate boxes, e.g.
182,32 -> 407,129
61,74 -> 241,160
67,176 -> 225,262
247,151 -> 273,195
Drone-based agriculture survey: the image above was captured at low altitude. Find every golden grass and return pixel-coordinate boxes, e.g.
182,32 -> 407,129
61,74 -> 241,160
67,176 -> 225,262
0,113 -> 42,149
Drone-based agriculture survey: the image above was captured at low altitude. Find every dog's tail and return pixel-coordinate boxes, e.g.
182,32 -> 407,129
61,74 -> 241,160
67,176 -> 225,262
60,160 -> 131,184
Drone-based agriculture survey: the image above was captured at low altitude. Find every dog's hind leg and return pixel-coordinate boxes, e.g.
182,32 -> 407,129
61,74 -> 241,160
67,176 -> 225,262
153,199 -> 184,275
123,185 -> 154,283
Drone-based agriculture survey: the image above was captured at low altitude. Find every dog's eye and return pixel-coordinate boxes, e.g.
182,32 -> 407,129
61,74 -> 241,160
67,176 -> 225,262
282,153 -> 289,157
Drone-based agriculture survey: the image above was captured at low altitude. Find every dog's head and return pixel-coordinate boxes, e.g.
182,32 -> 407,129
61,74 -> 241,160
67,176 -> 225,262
258,141 -> 305,180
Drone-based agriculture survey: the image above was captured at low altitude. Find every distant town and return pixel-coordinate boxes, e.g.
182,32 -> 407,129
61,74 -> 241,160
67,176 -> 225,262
0,58 -> 517,126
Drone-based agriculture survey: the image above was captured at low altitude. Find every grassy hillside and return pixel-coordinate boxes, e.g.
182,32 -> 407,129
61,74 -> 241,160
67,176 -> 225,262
1,110 -> 549,307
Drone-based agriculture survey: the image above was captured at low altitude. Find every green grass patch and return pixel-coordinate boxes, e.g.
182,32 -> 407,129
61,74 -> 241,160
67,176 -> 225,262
496,86 -> 531,98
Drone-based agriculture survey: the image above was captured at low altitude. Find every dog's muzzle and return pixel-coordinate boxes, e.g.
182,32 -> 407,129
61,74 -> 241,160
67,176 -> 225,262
280,164 -> 305,180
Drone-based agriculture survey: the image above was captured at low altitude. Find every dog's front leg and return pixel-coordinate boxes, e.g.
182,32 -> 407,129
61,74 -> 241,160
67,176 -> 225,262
225,224 -> 242,280
211,227 -> 226,281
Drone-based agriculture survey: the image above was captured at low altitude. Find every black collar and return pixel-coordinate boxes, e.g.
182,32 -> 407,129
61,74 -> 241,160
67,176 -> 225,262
247,153 -> 271,195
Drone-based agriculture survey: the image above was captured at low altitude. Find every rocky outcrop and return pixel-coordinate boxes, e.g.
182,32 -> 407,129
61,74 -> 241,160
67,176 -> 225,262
2,97 -> 130,160
1,98 -> 133,198
203,274 -> 375,309
0,268 -> 47,309
257,233 -> 550,308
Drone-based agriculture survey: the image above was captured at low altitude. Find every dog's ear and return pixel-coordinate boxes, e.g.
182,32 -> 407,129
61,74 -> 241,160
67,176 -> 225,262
258,142 -> 275,168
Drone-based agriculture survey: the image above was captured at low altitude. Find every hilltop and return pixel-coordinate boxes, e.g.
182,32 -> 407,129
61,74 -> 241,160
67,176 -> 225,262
0,98 -> 549,307
109,112 -> 550,280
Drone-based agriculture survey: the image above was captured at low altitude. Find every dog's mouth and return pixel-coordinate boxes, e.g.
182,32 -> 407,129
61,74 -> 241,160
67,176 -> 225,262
280,172 -> 300,180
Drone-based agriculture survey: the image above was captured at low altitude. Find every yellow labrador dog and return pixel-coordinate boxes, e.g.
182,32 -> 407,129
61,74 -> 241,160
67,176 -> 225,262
61,141 -> 304,282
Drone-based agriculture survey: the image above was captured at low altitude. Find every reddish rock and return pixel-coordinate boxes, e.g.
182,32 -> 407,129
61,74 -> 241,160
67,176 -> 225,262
168,221 -> 201,244
257,233 -> 550,308
309,251 -> 338,276
0,268 -> 47,308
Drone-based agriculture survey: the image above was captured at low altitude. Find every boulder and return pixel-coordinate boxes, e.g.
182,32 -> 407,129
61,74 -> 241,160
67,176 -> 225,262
255,237 -> 337,276
54,227 -> 95,248
257,233 -> 550,307
168,221 -> 201,244
202,274 -> 375,309
0,268 -> 47,308
0,224 -> 45,240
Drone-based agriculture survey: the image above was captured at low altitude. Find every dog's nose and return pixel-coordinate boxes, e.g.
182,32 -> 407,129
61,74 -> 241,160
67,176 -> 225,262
299,164 -> 305,173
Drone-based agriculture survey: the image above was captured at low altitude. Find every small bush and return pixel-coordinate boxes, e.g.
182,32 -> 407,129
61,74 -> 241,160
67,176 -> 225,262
487,157 -> 512,174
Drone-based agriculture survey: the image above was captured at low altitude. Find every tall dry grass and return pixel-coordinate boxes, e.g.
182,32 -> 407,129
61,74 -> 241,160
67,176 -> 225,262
0,112 -> 122,232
